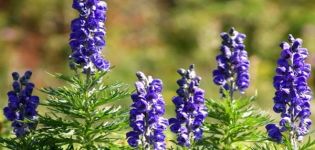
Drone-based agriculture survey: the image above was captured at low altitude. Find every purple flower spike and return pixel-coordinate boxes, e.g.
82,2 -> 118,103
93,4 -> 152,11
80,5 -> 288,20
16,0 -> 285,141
213,27 -> 250,95
127,72 -> 168,150
69,0 -> 110,73
169,65 -> 208,147
3,71 -> 39,137
266,35 -> 312,143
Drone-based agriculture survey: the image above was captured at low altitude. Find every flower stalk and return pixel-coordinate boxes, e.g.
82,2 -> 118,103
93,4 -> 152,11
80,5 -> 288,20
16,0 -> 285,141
266,35 -> 312,148
127,72 -> 168,150
169,64 -> 208,148
213,27 -> 250,97
3,71 -> 39,137
70,0 -> 110,73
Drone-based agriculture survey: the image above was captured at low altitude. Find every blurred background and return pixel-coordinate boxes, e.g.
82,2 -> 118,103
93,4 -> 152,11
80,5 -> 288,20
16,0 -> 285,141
1,0 -> 315,141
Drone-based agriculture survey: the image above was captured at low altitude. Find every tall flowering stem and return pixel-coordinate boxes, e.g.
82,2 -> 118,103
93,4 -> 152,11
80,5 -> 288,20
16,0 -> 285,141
212,27 -> 250,97
127,72 -> 168,150
169,65 -> 208,147
70,0 -> 110,72
34,1 -> 129,148
3,71 -> 39,137
204,28 -> 271,149
266,35 -> 312,149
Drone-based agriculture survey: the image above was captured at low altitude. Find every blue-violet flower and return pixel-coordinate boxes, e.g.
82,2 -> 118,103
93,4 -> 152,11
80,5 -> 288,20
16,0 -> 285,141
212,27 -> 250,95
266,35 -> 312,143
70,0 -> 110,72
3,71 -> 39,137
126,72 -> 168,150
169,65 -> 208,147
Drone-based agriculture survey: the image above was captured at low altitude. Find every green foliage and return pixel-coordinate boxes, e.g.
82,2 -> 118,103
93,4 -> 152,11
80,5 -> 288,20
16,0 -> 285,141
201,93 -> 271,149
299,137 -> 315,150
0,132 -> 62,150
250,142 -> 282,150
168,140 -> 209,150
250,136 -> 315,150
39,71 -> 130,149
168,145 -> 208,150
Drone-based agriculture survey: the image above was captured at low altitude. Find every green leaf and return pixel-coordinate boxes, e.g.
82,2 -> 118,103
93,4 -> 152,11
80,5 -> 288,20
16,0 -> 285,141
38,71 -> 130,149
299,137 -> 315,150
201,95 -> 272,149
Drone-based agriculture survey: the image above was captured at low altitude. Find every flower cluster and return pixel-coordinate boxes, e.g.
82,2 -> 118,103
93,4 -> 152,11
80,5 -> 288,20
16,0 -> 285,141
69,0 -> 110,72
212,27 -> 250,94
266,35 -> 312,142
126,72 -> 168,150
3,71 -> 39,137
169,65 -> 208,147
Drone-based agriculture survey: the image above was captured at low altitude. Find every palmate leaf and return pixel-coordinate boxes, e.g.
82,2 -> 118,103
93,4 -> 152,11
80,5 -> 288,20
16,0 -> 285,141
38,71 -> 130,149
202,94 -> 271,149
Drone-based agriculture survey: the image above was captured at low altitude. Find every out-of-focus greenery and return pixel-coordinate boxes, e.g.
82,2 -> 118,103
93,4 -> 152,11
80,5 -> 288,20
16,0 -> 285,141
1,0 -> 315,140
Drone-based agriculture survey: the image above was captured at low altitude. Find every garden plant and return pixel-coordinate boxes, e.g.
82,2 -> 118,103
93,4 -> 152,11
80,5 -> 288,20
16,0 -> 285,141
1,0 -> 315,150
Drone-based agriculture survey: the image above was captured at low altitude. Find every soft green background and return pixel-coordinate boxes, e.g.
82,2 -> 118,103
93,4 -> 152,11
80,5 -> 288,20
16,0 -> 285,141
1,0 -> 315,140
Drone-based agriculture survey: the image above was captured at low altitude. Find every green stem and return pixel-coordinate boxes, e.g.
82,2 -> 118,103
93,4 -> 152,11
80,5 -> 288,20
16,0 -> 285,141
290,132 -> 297,150
229,77 -> 235,101
223,81 -> 236,150
82,69 -> 94,149
188,133 -> 194,150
